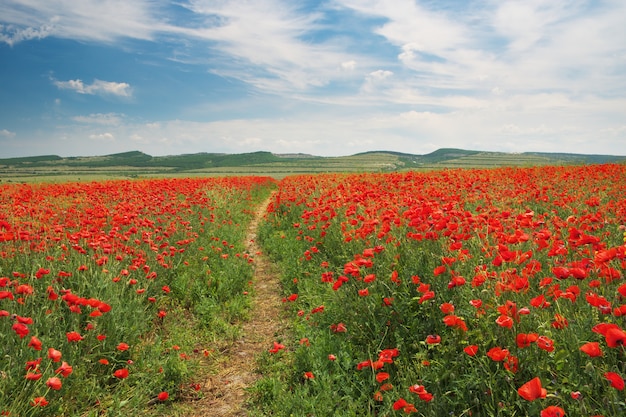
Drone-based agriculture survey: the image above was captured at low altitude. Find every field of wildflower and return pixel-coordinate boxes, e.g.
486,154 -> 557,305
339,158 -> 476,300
1,163 -> 625,417
256,164 -> 626,417
0,176 -> 275,416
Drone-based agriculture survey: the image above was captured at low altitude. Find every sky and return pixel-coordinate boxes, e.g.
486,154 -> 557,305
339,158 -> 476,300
1,0 -> 625,158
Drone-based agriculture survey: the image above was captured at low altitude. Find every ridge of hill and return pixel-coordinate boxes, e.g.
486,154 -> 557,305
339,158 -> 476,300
1,148 -> 625,181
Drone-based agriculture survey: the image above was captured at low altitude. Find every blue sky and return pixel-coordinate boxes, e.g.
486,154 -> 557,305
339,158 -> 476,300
1,0 -> 625,158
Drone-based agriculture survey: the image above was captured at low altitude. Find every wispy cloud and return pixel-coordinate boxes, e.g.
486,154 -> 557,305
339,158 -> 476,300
53,79 -> 132,97
89,132 -> 115,141
0,0 -> 161,46
170,0 -> 368,92
73,113 -> 124,125
0,129 -> 16,138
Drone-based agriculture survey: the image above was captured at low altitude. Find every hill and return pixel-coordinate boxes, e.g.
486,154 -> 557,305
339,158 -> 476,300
1,148 -> 624,182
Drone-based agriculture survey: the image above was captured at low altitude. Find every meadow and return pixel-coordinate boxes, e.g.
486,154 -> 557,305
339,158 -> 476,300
0,176 -> 276,416
1,163 -> 625,416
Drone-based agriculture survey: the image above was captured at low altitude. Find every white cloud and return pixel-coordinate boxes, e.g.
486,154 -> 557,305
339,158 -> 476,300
341,60 -> 356,70
53,79 -> 132,97
0,129 -> 16,137
0,0 -> 158,45
73,113 -> 123,125
0,23 -> 55,46
89,132 -> 115,141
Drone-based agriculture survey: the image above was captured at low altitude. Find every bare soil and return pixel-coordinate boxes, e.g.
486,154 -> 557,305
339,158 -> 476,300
184,194 -> 285,417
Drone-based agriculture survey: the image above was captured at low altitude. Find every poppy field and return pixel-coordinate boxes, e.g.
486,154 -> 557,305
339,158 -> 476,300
255,164 -> 626,417
1,163 -> 625,416
0,176 -> 275,416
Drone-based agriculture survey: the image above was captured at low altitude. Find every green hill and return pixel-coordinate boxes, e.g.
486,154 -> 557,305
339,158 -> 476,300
1,148 -> 624,182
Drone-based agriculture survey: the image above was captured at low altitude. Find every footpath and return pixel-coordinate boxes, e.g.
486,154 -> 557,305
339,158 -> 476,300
186,194 -> 285,417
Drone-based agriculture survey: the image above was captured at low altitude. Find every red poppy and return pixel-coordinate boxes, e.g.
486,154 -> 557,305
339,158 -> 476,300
487,346 -> 509,361
113,368 -> 129,379
541,405 -> 565,417
25,372 -> 42,381
157,391 -> 169,401
268,341 -> 285,354
12,322 -> 29,339
409,384 -> 433,402
393,398 -> 417,413
518,377 -> 547,401
376,372 -> 389,383
303,371 -> 314,380
537,335 -> 555,352
48,347 -> 62,362
579,342 -> 602,357
516,333 -> 539,348
605,371 -> 624,390
551,313 -> 568,329
464,345 -> 478,356
46,377 -> 62,390
28,336 -> 42,351
443,314 -> 467,331
495,314 -> 514,329
425,334 -> 441,344
440,303 -> 455,314
55,361 -> 73,377
31,397 -> 48,407
66,331 -> 83,342
117,342 -> 130,351
605,327 -> 626,348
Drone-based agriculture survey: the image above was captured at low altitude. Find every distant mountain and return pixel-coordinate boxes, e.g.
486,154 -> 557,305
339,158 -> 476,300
1,149 -> 625,173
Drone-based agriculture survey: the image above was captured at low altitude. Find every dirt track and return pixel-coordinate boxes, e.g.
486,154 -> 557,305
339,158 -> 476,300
185,194 -> 285,417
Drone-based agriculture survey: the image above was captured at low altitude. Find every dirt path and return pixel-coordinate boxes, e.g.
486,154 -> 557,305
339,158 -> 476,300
185,194 -> 285,417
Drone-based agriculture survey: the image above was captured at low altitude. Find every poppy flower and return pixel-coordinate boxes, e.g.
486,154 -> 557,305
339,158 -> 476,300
605,372 -> 624,390
31,397 -> 48,407
303,371 -> 314,380
579,342 -> 602,357
516,333 -> 538,348
157,391 -> 169,401
268,341 -> 285,354
393,397 -> 415,413
113,368 -> 129,379
443,314 -> 468,331
570,391 -> 582,400
409,384 -> 433,402
117,342 -> 130,351
48,347 -> 62,362
55,361 -> 73,377
12,322 -> 29,338
28,336 -> 42,350
605,327 -> 626,348
25,372 -> 42,381
376,372 -> 389,383
425,334 -> 441,344
440,303 -> 455,314
537,335 -> 555,352
487,346 -> 509,361
495,314 -> 514,329
45,376 -> 62,390
541,405 -> 565,417
518,377 -> 547,401
464,345 -> 478,356
66,331 -> 83,342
